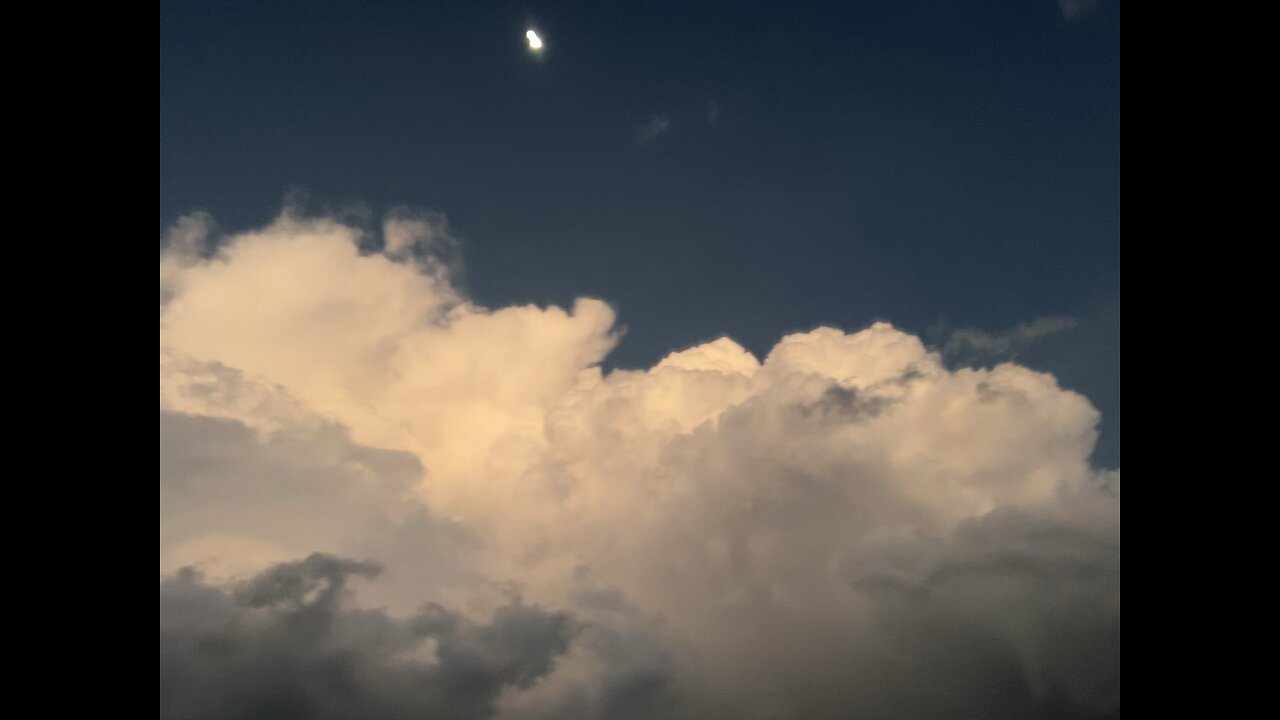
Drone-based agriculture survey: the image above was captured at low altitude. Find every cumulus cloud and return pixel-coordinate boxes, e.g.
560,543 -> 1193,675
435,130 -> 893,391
159,209 -> 1119,719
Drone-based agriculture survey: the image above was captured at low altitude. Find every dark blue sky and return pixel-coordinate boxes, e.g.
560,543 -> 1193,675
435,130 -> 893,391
160,0 -> 1120,465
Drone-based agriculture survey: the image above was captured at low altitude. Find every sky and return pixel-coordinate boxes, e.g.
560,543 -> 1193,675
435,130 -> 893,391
160,0 -> 1120,465
160,2 -> 1120,718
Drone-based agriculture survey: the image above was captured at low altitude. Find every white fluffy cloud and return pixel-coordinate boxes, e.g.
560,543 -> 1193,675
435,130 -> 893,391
159,209 -> 1119,719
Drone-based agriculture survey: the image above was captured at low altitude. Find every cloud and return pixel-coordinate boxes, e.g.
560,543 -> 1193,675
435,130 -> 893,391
159,209 -> 1119,718
944,315 -> 1079,359
1057,0 -> 1104,22
847,478 -> 1120,717
160,557 -> 575,720
636,114 -> 671,143
707,99 -> 721,125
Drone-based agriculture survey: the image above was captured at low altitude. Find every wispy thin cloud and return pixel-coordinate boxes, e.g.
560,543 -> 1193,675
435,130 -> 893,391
637,114 -> 671,143
945,315 -> 1079,358
1057,0 -> 1103,21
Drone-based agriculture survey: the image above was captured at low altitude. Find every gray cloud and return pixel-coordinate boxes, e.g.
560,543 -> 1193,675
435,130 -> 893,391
160,557 -> 575,720
235,554 -> 383,610
848,480 -> 1121,719
945,316 -> 1079,359
797,384 -> 896,423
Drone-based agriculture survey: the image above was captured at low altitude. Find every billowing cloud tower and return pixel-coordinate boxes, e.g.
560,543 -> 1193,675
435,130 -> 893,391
160,210 -> 1119,719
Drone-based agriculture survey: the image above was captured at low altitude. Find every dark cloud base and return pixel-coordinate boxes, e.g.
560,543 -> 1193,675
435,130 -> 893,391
160,555 -> 574,720
161,534 -> 1118,720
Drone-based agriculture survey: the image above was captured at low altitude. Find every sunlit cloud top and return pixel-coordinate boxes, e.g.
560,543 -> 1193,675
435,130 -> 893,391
159,209 -> 1119,720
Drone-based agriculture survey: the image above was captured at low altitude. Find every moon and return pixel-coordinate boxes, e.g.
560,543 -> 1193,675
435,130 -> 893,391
525,29 -> 543,51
